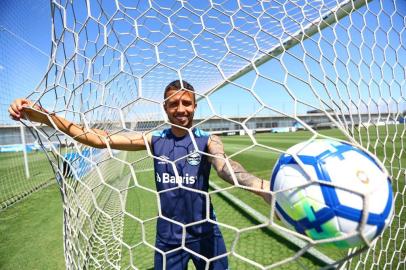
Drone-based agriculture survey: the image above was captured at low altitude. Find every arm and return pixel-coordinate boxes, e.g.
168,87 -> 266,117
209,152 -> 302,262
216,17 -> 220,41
207,135 -> 271,203
8,98 -> 150,151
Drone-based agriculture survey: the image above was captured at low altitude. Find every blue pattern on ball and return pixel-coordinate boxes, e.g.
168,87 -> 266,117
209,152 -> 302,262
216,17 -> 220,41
270,140 -> 393,240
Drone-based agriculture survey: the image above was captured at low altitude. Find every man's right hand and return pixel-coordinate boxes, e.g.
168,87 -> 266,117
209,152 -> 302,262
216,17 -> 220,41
8,98 -> 150,151
8,98 -> 49,124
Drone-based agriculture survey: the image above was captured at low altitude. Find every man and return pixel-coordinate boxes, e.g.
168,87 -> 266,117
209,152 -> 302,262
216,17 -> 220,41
9,80 -> 270,270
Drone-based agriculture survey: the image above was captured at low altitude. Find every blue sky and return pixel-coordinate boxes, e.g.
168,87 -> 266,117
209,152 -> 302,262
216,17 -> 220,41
0,0 -> 50,124
0,0 -> 405,125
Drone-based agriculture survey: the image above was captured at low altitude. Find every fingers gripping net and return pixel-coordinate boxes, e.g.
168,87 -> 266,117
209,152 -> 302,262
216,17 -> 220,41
25,0 -> 405,269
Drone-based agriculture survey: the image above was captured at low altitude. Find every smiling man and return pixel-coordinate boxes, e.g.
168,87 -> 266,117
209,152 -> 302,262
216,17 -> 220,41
9,80 -> 270,270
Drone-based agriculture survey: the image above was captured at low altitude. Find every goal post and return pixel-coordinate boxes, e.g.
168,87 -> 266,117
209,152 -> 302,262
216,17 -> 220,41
0,0 -> 55,210
12,0 -> 406,269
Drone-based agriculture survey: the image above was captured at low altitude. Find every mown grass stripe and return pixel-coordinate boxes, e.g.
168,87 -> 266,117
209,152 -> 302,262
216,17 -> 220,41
210,182 -> 335,266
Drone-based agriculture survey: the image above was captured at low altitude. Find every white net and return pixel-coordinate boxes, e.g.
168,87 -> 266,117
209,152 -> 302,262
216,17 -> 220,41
0,0 -> 54,210
20,0 -> 406,269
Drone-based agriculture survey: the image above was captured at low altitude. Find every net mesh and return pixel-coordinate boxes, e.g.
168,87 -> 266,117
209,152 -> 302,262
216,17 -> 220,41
17,0 -> 406,269
0,0 -> 54,210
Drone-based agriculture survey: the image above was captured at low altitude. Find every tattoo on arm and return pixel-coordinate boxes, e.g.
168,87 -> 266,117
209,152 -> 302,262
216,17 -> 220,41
209,135 -> 262,188
219,159 -> 261,188
209,135 -> 271,203
208,135 -> 226,157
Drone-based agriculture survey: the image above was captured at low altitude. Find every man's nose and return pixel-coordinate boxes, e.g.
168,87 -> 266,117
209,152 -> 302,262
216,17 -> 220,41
177,102 -> 186,112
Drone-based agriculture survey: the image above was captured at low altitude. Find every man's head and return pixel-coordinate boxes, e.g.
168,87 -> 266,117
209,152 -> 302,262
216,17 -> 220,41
163,80 -> 196,130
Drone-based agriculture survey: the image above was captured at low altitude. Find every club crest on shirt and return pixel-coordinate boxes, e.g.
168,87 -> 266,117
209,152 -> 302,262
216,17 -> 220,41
187,152 -> 201,166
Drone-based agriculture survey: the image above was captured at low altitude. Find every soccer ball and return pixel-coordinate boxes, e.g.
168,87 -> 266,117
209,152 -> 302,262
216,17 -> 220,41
270,139 -> 394,248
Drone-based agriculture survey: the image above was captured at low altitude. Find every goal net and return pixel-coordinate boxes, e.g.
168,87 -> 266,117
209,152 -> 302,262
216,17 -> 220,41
0,0 -> 54,210
22,0 -> 405,269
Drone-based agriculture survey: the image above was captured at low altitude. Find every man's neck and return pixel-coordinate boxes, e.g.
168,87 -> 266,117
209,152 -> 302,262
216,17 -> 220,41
171,126 -> 190,138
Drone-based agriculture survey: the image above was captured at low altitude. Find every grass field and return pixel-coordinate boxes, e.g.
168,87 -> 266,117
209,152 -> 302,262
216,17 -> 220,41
0,126 -> 404,269
0,150 -> 54,209
0,184 -> 64,269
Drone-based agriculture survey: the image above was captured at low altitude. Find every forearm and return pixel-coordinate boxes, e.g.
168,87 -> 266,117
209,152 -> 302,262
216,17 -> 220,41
38,111 -> 148,150
46,114 -> 107,148
217,159 -> 264,193
46,114 -> 148,150
24,106 -> 107,148
11,100 -> 107,149
208,135 -> 271,203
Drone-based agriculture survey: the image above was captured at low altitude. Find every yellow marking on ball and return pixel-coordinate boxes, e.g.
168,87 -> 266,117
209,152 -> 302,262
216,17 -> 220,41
356,170 -> 369,184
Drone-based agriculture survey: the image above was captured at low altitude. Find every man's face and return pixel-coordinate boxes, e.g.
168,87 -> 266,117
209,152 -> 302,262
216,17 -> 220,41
164,89 -> 196,128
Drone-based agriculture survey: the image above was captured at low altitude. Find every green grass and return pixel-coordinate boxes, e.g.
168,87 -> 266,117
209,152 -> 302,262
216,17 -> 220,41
119,165 -> 326,269
0,150 -> 54,208
217,127 -> 405,269
0,125 -> 404,269
0,184 -> 64,270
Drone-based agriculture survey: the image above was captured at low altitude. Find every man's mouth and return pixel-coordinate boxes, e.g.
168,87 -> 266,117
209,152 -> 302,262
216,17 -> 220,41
175,116 -> 188,122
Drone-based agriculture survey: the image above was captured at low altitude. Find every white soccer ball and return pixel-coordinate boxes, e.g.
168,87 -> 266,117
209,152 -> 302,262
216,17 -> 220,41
270,139 -> 394,248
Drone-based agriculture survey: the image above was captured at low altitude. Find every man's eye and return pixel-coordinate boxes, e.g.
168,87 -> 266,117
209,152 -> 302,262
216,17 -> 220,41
182,101 -> 192,106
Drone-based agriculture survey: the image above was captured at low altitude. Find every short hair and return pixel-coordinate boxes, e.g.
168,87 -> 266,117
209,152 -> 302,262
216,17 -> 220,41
164,80 -> 195,100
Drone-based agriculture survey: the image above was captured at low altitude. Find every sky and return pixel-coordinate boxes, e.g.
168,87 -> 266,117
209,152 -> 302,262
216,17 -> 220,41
0,0 -> 405,126
0,0 -> 51,125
